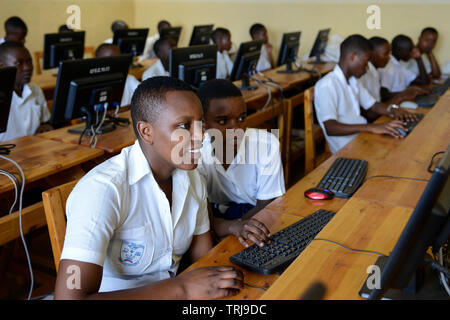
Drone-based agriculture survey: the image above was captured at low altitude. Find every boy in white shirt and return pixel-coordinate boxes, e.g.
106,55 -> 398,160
140,20 -> 171,61
0,41 -> 51,142
142,37 -> 175,80
407,27 -> 441,79
211,28 -> 234,79
314,35 -> 418,154
95,43 -> 140,107
249,23 -> 274,72
103,20 -> 128,44
0,16 -> 27,45
54,76 -> 244,300
196,79 -> 285,248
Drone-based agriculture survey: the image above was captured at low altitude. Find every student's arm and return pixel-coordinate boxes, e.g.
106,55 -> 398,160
368,101 -> 419,122
55,259 -> 243,300
187,231 -> 215,263
323,119 -> 405,138
410,48 -> 431,85
427,51 -> 441,79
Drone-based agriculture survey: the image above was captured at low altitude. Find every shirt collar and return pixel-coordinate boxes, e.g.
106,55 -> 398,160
128,140 -> 152,185
13,83 -> 32,102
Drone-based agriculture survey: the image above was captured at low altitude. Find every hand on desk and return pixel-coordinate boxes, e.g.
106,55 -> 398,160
229,218 -> 271,248
177,266 -> 244,299
368,121 -> 407,138
391,108 -> 419,122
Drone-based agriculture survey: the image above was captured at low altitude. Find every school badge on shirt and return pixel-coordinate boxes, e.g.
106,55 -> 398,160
119,241 -> 145,266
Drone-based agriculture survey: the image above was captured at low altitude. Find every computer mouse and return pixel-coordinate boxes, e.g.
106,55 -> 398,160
396,127 -> 408,138
400,101 -> 418,109
304,187 -> 334,200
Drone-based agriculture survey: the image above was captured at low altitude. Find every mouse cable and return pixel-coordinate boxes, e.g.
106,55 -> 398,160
364,175 -> 429,183
427,150 -> 445,173
0,169 -> 20,214
0,155 -> 33,300
312,238 -> 388,257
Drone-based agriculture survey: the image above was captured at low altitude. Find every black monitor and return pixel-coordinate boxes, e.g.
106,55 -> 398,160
43,31 -> 85,70
276,31 -> 302,74
160,27 -> 182,46
113,28 -> 149,57
170,45 -> 217,89
189,24 -> 214,46
309,28 -> 330,64
367,146 -> 450,299
0,67 -> 16,134
229,40 -> 264,91
50,55 -> 132,138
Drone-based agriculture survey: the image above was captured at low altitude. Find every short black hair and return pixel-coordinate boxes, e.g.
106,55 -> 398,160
196,79 -> 243,113
211,28 -> 230,44
59,24 -> 74,33
249,23 -> 265,38
420,27 -> 438,37
340,34 -> 372,60
0,41 -> 26,62
153,37 -> 171,58
5,16 -> 27,33
95,43 -> 119,57
157,20 -> 171,33
111,20 -> 128,33
369,36 -> 389,50
391,34 -> 413,52
130,76 -> 195,137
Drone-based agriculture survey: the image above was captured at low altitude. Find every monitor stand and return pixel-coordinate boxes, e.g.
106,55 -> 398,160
68,122 -> 116,135
277,62 -> 302,74
238,76 -> 258,91
309,54 -> 328,65
359,254 -> 449,300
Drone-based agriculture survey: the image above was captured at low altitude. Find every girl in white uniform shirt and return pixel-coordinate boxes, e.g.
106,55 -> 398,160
196,79 -> 285,248
141,37 -> 175,80
314,35 -> 418,154
54,77 -> 244,300
249,23 -> 274,72
0,42 -> 51,142
211,28 -> 234,79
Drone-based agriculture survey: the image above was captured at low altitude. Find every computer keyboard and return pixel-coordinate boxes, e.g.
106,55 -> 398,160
316,158 -> 368,198
416,93 -> 439,107
396,113 -> 424,138
229,209 -> 335,275
431,78 -> 450,95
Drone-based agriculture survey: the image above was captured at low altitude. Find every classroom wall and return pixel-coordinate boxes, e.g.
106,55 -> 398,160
134,0 -> 450,64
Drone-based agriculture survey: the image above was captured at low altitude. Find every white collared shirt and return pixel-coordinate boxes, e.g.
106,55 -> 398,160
378,55 -> 417,92
358,61 -> 381,102
216,51 -> 234,79
0,37 -> 5,45
256,44 -> 272,72
403,54 -> 433,75
0,83 -> 50,142
314,65 -> 376,154
142,59 -> 169,81
61,141 -> 210,292
139,34 -> 160,61
120,74 -> 140,107
197,128 -> 285,207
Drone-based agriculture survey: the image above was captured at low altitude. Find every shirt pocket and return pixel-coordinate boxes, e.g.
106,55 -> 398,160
108,223 -> 155,276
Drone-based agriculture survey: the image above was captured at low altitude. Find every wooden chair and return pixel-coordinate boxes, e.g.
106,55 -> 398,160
34,46 -> 95,75
303,87 -> 330,174
42,180 -> 79,271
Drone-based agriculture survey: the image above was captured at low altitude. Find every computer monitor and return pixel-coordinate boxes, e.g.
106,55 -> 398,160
309,28 -> 331,64
43,31 -> 85,70
113,28 -> 149,57
276,31 -> 301,74
0,67 -> 16,134
189,25 -> 214,46
170,45 -> 217,89
229,40 -> 264,91
160,27 -> 182,46
367,146 -> 450,299
50,55 -> 132,137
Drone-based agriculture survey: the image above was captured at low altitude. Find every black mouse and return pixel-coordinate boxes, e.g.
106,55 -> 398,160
304,187 -> 334,200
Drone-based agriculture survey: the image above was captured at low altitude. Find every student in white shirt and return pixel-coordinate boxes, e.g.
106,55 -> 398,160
407,27 -> 441,79
0,16 -> 27,45
95,43 -> 140,107
249,23 -> 274,72
359,37 -> 427,104
314,35 -> 418,154
140,20 -> 171,61
211,28 -> 234,79
141,37 -> 176,80
54,76 -> 244,300
0,41 -> 51,142
196,79 -> 285,248
378,35 -> 430,94
103,20 -> 128,44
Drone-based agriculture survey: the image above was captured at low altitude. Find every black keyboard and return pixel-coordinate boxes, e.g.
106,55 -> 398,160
317,158 -> 368,198
431,78 -> 450,95
396,113 -> 424,138
230,209 -> 335,275
416,93 -> 439,107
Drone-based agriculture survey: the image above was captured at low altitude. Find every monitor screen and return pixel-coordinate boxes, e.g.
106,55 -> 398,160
170,45 -> 217,89
189,25 -> 214,46
160,27 -> 182,46
276,31 -> 301,73
0,67 -> 16,134
309,28 -> 330,64
43,31 -> 85,70
229,40 -> 264,91
113,28 -> 149,56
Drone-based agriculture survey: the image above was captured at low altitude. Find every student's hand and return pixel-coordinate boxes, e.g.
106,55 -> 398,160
265,43 -> 273,54
177,266 -> 244,299
411,46 -> 422,59
229,218 -> 271,248
35,123 -> 53,134
391,108 -> 419,122
368,121 -> 407,138
409,85 -> 430,96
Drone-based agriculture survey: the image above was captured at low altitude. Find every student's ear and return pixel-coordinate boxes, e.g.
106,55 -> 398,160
136,120 -> 154,145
